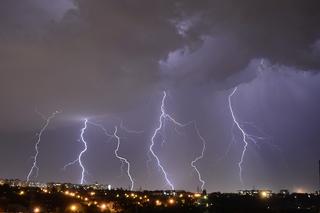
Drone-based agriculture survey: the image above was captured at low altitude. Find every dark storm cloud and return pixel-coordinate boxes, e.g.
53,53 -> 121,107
163,0 -> 320,84
1,0 -> 320,128
1,0 -> 320,191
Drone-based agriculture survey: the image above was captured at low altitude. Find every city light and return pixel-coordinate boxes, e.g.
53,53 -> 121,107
168,198 -> 175,205
194,193 -> 201,198
33,207 -> 41,213
70,204 -> 77,212
260,191 -> 271,199
100,203 -> 106,210
155,200 -> 162,206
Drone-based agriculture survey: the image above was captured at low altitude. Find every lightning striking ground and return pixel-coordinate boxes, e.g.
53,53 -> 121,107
27,110 -> 60,182
87,120 -> 136,190
228,87 -> 269,187
113,126 -> 134,190
190,123 -> 206,191
149,91 -> 206,190
228,85 -> 284,187
64,119 -> 89,184
228,87 -> 248,186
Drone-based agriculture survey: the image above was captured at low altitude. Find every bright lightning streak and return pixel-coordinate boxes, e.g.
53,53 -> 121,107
89,121 -> 130,183
64,119 -> 88,184
64,119 -> 138,189
78,119 -> 88,184
113,126 -> 134,190
228,87 -> 248,186
228,86 -> 283,187
149,91 -> 176,190
87,121 -> 138,190
149,91 -> 206,190
228,87 -> 264,187
27,110 -> 60,182
190,123 -> 206,191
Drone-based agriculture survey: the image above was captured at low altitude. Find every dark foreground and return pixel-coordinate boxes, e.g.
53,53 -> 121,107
0,184 -> 320,212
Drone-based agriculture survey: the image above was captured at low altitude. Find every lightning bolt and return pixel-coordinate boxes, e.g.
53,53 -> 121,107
149,91 -> 177,190
149,91 -> 206,190
228,87 -> 248,187
113,126 -> 134,190
27,110 -> 60,182
228,87 -> 269,187
63,119 -> 88,184
190,123 -> 206,191
87,120 -> 136,190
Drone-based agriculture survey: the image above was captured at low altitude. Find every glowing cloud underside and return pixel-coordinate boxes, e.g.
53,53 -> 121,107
27,110 -> 60,182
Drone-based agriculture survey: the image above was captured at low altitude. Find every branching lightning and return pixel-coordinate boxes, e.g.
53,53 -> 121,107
87,120 -> 136,190
190,123 -> 206,191
149,91 -> 206,190
149,91 -> 175,190
64,119 -> 89,184
27,110 -> 60,182
228,87 -> 268,187
113,126 -> 134,190
228,87 -> 249,187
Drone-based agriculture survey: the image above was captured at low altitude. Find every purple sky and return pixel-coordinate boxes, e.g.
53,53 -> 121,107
0,0 -> 320,193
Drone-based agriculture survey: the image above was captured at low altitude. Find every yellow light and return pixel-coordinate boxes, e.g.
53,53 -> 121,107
94,201 -> 98,205
70,205 -> 77,212
19,190 -> 25,195
168,198 -> 175,205
100,203 -> 106,210
179,194 -> 183,198
260,191 -> 269,198
155,200 -> 162,206
90,191 -> 95,196
194,193 -> 201,198
33,207 -> 41,213
65,190 -> 69,195
84,197 -> 88,201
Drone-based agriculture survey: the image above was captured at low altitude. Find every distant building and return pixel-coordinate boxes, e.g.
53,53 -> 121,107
280,189 -> 290,195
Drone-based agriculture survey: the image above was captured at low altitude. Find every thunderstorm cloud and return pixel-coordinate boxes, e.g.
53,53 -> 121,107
0,0 -> 320,192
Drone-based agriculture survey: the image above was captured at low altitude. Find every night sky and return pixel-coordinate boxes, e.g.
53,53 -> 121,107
1,0 -> 320,193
